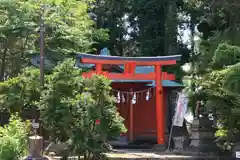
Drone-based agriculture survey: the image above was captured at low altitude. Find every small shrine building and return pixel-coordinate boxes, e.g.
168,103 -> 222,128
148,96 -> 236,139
76,49 -> 183,148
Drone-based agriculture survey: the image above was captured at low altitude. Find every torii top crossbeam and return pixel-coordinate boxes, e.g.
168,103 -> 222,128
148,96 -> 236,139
77,53 -> 181,81
77,53 -> 181,146
77,53 -> 181,65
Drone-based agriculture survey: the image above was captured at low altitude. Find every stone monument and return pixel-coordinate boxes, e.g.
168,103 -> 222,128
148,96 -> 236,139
25,120 -> 48,160
188,101 -> 217,155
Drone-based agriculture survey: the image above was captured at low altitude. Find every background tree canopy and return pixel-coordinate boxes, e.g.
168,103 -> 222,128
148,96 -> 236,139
0,0 -> 108,81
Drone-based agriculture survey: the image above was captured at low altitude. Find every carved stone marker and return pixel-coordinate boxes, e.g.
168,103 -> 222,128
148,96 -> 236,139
29,135 -> 43,158
24,119 -> 48,160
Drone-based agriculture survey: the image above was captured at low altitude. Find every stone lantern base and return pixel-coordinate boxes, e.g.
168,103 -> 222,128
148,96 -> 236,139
188,118 -> 218,155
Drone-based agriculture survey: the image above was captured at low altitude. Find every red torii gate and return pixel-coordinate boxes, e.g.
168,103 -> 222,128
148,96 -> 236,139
77,53 -> 181,146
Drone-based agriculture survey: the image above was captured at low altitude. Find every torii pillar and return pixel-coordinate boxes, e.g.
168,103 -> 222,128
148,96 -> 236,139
155,65 -> 164,147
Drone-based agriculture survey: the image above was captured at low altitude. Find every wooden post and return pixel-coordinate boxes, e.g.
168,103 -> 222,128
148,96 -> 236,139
124,63 -> 130,74
96,63 -> 102,74
129,62 -> 136,74
155,65 -> 164,145
129,88 -> 134,142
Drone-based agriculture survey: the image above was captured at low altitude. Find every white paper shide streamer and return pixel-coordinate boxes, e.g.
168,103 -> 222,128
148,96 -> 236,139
146,90 -> 150,101
122,94 -> 125,103
113,87 -> 154,104
132,93 -> 136,104
117,92 -> 121,104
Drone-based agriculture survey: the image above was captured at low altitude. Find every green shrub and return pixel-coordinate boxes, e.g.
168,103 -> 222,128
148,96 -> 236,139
0,114 -> 30,160
39,59 -> 126,159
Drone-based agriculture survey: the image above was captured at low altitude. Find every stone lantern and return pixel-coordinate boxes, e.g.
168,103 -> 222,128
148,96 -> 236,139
189,101 -> 217,155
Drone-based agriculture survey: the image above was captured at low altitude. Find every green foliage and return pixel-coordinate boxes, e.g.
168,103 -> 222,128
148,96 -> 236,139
130,0 -> 171,56
0,0 -> 108,80
188,67 -> 240,150
188,35 -> 240,151
0,59 -> 127,158
39,59 -> 126,158
213,43 -> 240,69
0,68 -> 40,112
215,128 -> 234,151
0,114 -> 30,160
224,63 -> 240,96
91,0 -> 188,61
39,59 -> 84,142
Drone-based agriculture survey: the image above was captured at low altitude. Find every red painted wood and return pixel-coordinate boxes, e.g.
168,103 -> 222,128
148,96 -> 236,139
81,58 -> 177,66
96,63 -> 102,73
80,56 -> 179,145
82,71 -> 175,80
112,83 -> 157,139
124,63 -> 130,74
163,89 -> 167,137
129,62 -> 136,74
112,83 -> 169,142
155,65 -> 164,145
129,89 -> 134,142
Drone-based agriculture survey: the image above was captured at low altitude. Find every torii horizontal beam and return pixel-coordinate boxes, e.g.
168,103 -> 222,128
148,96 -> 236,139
82,71 -> 175,80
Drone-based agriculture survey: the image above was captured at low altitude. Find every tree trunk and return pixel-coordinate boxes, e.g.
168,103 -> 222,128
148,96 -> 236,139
190,18 -> 195,71
0,47 -> 8,81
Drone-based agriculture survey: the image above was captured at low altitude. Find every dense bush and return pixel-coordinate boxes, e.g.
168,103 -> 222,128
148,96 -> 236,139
0,68 -> 41,113
0,59 -> 127,159
39,59 -> 126,159
0,114 -> 30,160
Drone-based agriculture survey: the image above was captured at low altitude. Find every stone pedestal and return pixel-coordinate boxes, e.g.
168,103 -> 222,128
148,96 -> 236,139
173,137 -> 184,150
189,118 -> 217,154
232,142 -> 240,159
154,144 -> 166,151
28,135 -> 44,158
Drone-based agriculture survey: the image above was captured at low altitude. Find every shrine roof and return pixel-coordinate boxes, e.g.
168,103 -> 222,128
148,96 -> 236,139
147,80 -> 184,87
76,53 -> 181,62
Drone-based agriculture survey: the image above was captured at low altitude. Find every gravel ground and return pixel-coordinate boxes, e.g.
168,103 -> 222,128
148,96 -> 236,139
105,149 -> 221,160
41,149 -> 227,160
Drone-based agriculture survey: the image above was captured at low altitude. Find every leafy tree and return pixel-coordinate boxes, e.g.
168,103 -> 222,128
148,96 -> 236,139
185,0 -> 240,152
224,63 -> 240,97
91,0 -> 190,58
0,0 -> 108,80
39,59 -> 126,159
212,43 -> 240,69
0,59 -> 127,158
189,67 -> 239,151
0,68 -> 40,113
90,0 -> 132,56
